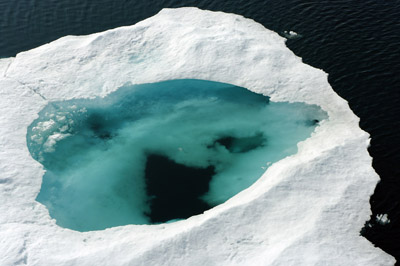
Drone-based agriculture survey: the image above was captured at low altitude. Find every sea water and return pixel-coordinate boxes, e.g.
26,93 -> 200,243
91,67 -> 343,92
27,79 -> 326,231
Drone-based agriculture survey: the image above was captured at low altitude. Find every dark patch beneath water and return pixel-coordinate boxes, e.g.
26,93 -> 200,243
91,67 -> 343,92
214,133 -> 266,153
87,114 -> 114,139
144,154 -> 214,223
307,119 -> 319,126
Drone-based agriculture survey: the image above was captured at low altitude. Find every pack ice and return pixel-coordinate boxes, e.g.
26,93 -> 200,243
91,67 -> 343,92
0,7 -> 395,266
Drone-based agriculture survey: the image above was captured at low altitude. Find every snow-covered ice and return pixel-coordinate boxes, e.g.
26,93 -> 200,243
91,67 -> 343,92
0,7 -> 395,266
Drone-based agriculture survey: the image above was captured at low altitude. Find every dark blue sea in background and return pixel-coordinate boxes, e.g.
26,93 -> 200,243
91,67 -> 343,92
1,0 -> 399,262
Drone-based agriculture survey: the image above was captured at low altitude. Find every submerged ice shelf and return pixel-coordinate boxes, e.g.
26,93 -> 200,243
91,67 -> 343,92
28,79 -> 326,231
0,7 -> 395,266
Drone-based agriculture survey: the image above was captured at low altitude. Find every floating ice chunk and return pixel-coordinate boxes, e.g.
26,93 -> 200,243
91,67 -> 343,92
43,132 -> 71,153
283,30 -> 302,39
0,7 -> 394,266
376,213 -> 390,225
35,119 -> 56,132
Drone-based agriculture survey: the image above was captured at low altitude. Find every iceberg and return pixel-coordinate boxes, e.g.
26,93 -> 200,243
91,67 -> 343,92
0,7 -> 394,265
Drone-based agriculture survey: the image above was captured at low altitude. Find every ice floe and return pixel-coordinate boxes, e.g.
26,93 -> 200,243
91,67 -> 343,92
0,7 -> 394,265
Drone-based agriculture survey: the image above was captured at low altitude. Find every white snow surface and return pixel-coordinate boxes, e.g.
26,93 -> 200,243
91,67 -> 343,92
0,7 -> 395,266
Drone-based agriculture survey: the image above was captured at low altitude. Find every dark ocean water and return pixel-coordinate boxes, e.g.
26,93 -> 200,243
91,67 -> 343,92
1,0 -> 399,262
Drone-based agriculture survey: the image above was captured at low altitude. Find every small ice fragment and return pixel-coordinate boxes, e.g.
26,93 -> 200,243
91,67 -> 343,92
283,30 -> 302,39
56,115 -> 66,122
376,213 -> 390,225
36,119 -> 56,131
43,133 -> 71,153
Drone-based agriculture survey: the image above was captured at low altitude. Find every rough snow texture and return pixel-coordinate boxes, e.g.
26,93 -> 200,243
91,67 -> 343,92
0,8 -> 394,266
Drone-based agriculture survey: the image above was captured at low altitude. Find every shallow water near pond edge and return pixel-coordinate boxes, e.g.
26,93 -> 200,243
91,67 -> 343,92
27,79 -> 327,231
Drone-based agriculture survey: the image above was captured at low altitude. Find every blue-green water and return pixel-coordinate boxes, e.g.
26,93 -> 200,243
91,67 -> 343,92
27,79 -> 326,231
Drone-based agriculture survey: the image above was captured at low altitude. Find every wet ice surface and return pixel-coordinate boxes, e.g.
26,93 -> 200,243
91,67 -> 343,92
27,79 -> 326,231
